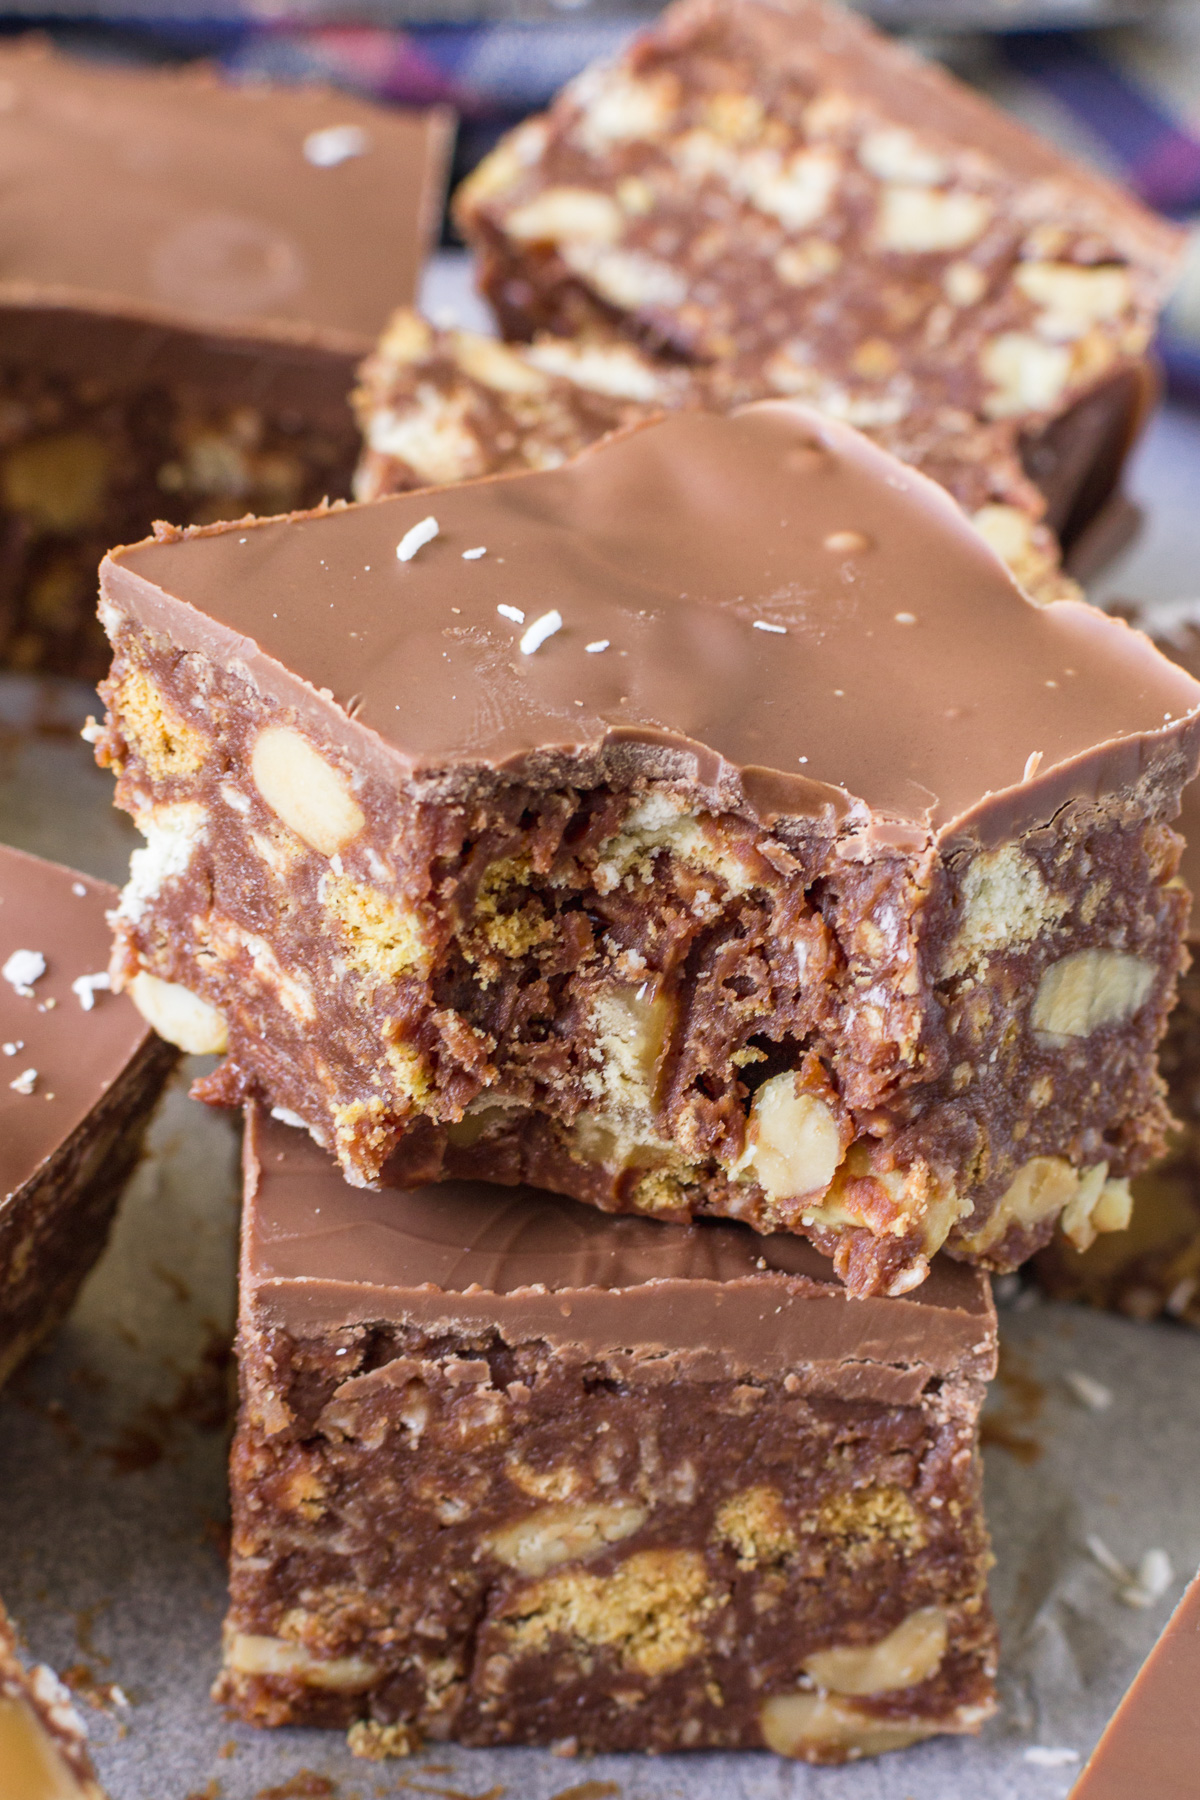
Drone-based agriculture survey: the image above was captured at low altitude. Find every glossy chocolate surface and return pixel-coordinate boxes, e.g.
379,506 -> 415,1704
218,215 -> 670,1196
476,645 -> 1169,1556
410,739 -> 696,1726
0,844 -> 154,1201
105,402 -> 1200,850
0,39 -> 450,349
1072,1570 -> 1200,1799
245,1106 -> 996,1388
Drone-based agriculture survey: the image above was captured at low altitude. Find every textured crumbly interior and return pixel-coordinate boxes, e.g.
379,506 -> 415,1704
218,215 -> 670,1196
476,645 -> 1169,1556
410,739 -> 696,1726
0,1033 -> 177,1390
352,309 -> 1079,605
0,1604 -> 106,1797
0,363 -> 356,677
451,0 -> 1174,596
215,1315 -> 996,1759
1036,957 -> 1200,1327
456,1 -> 1172,414
99,617 -> 1188,1296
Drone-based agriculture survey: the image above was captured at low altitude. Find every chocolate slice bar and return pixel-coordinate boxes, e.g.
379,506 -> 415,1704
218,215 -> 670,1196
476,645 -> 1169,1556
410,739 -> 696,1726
352,309 -> 1146,605
1071,1568 -> 1200,1799
95,401 -> 1200,1296
1039,610 -> 1200,1325
455,0 -> 1177,575
217,1103 -> 998,1760
1,843 -> 178,1387
0,1601 -> 106,1798
0,39 -> 450,678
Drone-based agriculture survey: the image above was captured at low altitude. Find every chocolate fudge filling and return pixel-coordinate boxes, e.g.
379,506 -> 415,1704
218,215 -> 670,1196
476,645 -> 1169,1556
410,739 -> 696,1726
455,0 -> 1178,599
1,843 -> 178,1387
1038,609 -> 1200,1324
219,1104 -> 997,1759
0,40 -> 450,677
96,402 -> 1200,1296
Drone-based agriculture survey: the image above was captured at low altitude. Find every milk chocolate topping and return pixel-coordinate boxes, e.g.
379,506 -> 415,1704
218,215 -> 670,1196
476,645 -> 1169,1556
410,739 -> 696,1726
0,40 -> 450,349
1071,1569 -> 1200,1800
245,1107 -> 995,1385
105,402 -> 1200,849
0,844 -> 156,1201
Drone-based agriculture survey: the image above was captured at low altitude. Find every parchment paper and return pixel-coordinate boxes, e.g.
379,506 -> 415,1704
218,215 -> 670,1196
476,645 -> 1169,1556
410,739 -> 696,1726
1,267 -> 1199,1800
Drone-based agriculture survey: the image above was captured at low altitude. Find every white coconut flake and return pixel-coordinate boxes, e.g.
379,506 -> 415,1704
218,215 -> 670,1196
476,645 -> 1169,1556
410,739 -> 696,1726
271,1106 -> 308,1130
463,546 -> 487,560
1023,1747 -> 1079,1768
752,620 -> 787,634
1087,1536 -> 1174,1607
9,1068 -> 37,1095
71,882 -> 88,898
520,610 -> 563,655
1064,1370 -> 1112,1412
3,948 -> 46,996
71,972 -> 111,1012
80,717 -> 103,745
585,639 -> 610,653
497,604 -> 525,624
303,124 -> 370,167
2,1041 -> 22,1055
396,516 -> 439,562
1122,1548 -> 1173,1609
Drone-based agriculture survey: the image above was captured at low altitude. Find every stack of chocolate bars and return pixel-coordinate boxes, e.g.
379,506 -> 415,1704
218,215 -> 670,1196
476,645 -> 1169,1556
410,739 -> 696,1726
91,382 -> 1200,1757
2,0 -> 1199,1782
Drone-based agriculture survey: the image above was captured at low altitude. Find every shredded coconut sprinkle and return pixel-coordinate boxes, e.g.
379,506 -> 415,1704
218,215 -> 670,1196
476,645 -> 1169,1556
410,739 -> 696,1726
71,882 -> 87,898
752,620 -> 787,634
9,1068 -> 37,1095
80,717 -> 102,745
1087,1536 -> 1174,1607
396,516 -> 439,562
585,639 -> 610,653
2,1041 -> 23,1056
71,972 -> 111,1012
462,547 -> 487,561
3,949 -> 46,996
497,604 -> 525,624
520,610 -> 563,656
1064,1370 -> 1111,1412
303,124 -> 370,167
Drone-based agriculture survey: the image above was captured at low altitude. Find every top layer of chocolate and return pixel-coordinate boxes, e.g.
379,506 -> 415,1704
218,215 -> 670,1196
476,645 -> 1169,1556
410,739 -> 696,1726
103,402 -> 1200,850
0,844 -> 155,1202
1072,1569 -> 1200,1800
245,1106 -> 995,1396
0,40 -> 450,349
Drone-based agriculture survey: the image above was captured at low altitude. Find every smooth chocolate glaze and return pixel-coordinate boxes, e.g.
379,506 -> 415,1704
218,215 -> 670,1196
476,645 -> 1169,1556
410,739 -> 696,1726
245,1106 -> 996,1391
105,402 -> 1200,852
1071,1569 -> 1200,1799
0,39 -> 451,350
0,844 -> 155,1200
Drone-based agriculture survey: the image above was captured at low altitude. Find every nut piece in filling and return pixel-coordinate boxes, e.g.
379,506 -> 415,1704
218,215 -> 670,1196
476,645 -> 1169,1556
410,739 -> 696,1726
452,0 -> 1178,591
0,844 -> 178,1390
0,39 -> 450,679
1038,609 -> 1200,1326
95,401 -> 1200,1297
0,1600 -> 107,1797
216,1105 -> 998,1759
